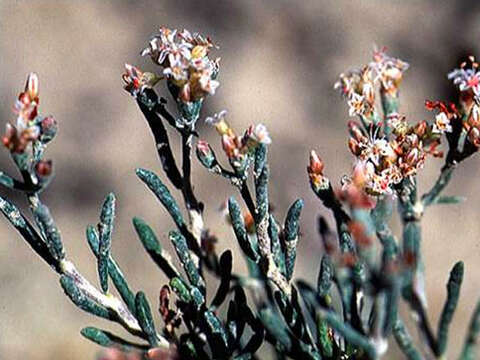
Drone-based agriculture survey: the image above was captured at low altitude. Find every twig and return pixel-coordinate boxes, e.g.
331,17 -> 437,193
136,90 -> 183,190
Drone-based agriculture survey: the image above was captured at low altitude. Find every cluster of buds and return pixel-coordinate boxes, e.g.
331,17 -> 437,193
347,117 -> 443,195
122,64 -> 161,98
334,48 -> 409,119
201,111 -> 271,170
141,27 -> 220,104
2,73 -> 57,154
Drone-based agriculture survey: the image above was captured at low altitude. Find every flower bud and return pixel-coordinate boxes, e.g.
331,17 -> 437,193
348,138 -> 362,156
35,160 -> 53,178
308,150 -> 324,175
308,150 -> 329,191
25,72 -> 39,100
424,100 -> 437,111
147,346 -> 178,360
39,116 -> 58,143
221,134 -> 237,158
196,140 -> 216,169
348,121 -> 366,142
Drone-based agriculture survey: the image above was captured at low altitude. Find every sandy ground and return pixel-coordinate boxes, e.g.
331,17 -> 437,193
0,1 -> 480,359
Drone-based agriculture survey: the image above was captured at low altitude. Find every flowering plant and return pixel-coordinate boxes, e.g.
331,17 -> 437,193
1,27 -> 480,360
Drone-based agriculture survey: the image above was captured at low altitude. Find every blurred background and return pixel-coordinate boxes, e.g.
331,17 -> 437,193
1,0 -> 480,359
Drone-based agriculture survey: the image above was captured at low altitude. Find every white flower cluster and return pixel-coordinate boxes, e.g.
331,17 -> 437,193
334,48 -> 409,118
141,27 -> 220,103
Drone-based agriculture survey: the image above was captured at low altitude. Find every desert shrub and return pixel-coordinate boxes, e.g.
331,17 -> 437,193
1,27 -> 479,360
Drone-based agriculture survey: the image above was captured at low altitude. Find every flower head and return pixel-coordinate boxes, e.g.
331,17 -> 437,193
335,48 -> 408,121
448,56 -> 480,97
334,50 -> 449,196
141,26 -> 220,103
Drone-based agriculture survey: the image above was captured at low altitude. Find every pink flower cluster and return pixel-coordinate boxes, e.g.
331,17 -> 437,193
332,49 -> 453,196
